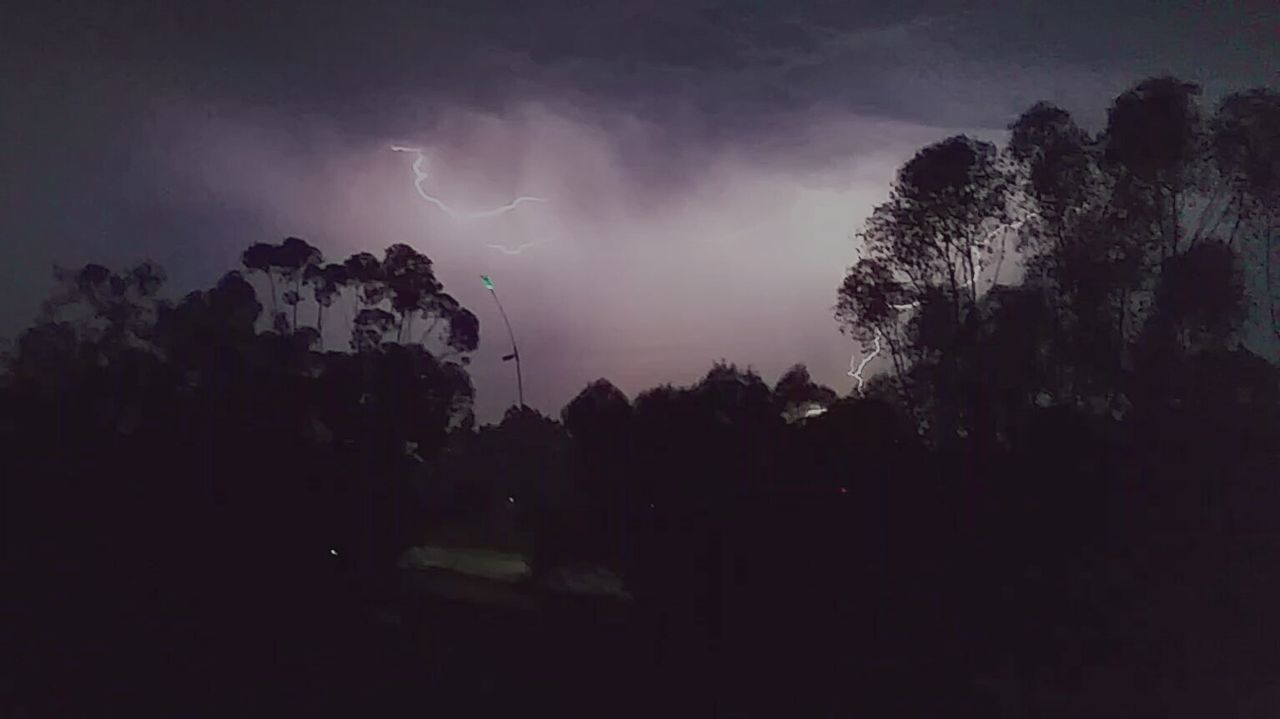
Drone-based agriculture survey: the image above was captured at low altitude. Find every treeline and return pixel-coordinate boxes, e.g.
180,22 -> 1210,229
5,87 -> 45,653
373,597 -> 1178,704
0,241 -> 484,716
2,76 -> 1279,716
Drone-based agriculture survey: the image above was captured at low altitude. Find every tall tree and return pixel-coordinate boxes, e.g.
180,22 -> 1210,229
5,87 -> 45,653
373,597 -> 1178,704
241,237 -> 322,333
305,263 -> 349,337
381,243 -> 441,341
1103,77 -> 1208,260
275,237 -> 323,331
837,135 -> 1011,422
838,76 -> 1273,440
1212,88 -> 1280,343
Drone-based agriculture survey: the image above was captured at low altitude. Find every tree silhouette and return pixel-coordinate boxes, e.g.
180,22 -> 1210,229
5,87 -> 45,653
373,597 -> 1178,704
5,239 -> 480,649
840,76 -> 1273,442
562,378 -> 633,453
1212,88 -> 1280,342
305,262 -> 349,336
772,363 -> 837,421
836,136 -> 1012,424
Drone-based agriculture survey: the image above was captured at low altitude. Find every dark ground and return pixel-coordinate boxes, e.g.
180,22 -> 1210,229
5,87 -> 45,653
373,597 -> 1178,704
6,481 -> 1280,718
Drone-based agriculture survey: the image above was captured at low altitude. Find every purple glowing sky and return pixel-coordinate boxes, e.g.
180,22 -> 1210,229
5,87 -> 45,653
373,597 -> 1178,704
3,0 -> 1276,420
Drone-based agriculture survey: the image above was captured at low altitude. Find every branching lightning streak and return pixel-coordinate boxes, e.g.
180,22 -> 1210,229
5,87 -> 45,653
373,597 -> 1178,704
972,212 -> 1039,291
484,241 -> 543,256
846,213 -> 1039,391
848,328 -> 883,394
390,146 -> 548,222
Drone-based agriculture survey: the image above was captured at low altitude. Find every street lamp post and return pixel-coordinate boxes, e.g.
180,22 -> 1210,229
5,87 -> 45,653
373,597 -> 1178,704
481,275 -> 524,408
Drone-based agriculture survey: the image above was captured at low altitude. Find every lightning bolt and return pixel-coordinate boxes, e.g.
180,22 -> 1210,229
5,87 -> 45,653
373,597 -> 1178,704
390,145 -> 548,222
845,213 -> 1038,390
969,213 -> 1039,294
484,241 -> 543,256
848,328 -> 883,394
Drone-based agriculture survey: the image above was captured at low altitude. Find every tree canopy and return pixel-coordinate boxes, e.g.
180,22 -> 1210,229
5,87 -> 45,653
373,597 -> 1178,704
837,76 -> 1279,446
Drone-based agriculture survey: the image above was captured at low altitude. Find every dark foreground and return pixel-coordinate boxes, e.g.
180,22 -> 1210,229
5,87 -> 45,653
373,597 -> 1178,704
7,481 -> 1280,718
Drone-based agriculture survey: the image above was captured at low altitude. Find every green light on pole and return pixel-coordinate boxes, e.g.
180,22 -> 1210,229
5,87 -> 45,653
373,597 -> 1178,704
480,273 -> 524,407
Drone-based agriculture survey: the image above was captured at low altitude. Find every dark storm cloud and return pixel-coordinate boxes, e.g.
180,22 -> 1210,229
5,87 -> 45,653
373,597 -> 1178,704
9,0 -> 1276,148
10,1 -> 1273,164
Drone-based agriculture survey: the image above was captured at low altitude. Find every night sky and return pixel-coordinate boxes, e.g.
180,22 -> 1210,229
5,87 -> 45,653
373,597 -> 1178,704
3,0 -> 1277,420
